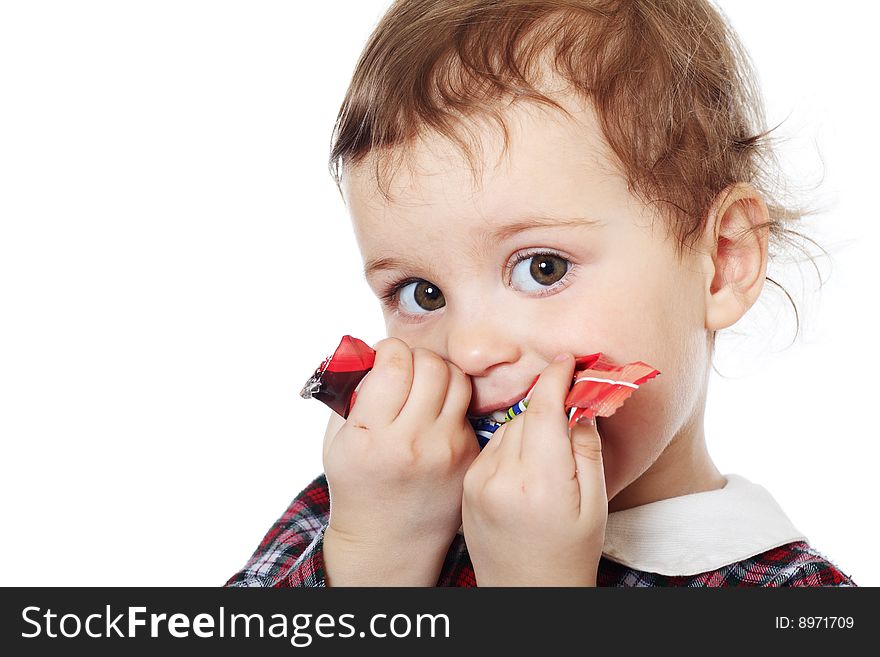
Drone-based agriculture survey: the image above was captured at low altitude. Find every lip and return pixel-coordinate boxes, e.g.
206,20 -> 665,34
467,387 -> 533,418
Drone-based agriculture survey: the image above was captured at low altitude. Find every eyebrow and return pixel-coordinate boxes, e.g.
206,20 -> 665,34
489,214 -> 602,241
363,214 -> 603,280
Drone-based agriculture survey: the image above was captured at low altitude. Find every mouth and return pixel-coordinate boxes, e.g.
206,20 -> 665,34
467,387 -> 534,421
467,387 -> 534,449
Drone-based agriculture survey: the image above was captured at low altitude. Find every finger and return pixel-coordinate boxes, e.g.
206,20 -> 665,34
394,348 -> 450,424
438,361 -> 473,423
492,413 -> 524,467
474,417 -> 511,460
570,419 -> 608,516
347,337 -> 412,426
520,353 -> 577,466
463,421 -> 505,489
464,420 -> 505,483
322,409 -> 346,457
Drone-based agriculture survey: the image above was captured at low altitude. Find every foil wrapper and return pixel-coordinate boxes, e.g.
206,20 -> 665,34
302,336 -> 660,448
299,335 -> 375,419
467,353 -> 660,445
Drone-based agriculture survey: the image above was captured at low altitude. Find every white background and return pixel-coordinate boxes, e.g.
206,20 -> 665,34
1,1 -> 876,586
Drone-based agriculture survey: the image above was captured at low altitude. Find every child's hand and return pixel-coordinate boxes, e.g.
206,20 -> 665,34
461,353 -> 608,586
321,338 -> 480,586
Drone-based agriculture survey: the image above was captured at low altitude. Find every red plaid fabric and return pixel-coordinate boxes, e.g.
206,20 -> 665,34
225,473 -> 857,587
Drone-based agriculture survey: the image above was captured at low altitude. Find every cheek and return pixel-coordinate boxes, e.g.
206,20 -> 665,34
553,270 -> 707,495
577,261 -> 705,372
384,319 -> 440,351
543,283 -> 647,360
594,327 -> 708,499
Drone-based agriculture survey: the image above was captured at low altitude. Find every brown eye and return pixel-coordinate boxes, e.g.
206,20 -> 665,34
511,253 -> 570,291
399,280 -> 445,314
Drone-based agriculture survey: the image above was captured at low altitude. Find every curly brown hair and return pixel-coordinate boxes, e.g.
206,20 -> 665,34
328,0 -> 825,342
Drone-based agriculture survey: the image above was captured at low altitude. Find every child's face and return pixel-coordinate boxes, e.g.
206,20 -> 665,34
342,94 -> 714,506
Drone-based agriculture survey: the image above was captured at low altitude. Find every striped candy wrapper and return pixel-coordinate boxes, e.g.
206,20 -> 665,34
468,353 -> 660,448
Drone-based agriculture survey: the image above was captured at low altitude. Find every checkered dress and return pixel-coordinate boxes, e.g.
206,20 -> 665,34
225,473 -> 857,587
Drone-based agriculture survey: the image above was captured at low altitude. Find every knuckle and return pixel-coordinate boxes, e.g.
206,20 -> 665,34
572,433 -> 603,462
412,348 -> 448,379
447,430 -> 477,465
324,412 -> 346,442
376,339 -> 412,374
462,466 -> 483,496
393,443 -> 422,473
433,441 -> 455,469
375,336 -> 406,351
369,434 -> 418,476
522,403 -> 549,420
393,428 -> 448,473
479,476 -> 512,511
418,427 -> 461,465
479,470 -> 510,495
525,397 -> 564,420
447,361 -> 466,380
447,363 -> 472,395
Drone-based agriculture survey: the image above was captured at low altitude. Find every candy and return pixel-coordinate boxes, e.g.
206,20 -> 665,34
302,336 -> 660,447
467,354 -> 660,445
299,335 -> 375,418
470,397 -> 530,448
560,353 -> 660,428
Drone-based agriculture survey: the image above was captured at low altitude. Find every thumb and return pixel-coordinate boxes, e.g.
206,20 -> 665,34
569,418 -> 608,508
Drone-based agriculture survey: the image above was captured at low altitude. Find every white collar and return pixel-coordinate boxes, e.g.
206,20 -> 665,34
602,473 -> 807,576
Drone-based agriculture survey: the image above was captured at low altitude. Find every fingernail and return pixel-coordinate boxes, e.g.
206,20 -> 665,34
553,353 -> 571,363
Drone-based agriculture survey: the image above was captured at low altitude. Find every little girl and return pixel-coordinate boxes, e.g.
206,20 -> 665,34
226,0 -> 855,587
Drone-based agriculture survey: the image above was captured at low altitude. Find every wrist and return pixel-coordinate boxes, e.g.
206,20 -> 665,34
323,525 -> 451,586
474,565 -> 598,587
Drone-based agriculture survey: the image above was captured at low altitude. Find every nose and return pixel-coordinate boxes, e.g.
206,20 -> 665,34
444,310 -> 522,378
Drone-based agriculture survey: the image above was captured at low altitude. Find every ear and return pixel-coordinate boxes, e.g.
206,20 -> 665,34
701,183 -> 770,331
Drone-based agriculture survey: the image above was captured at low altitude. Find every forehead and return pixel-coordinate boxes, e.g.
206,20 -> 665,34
343,93 -> 627,224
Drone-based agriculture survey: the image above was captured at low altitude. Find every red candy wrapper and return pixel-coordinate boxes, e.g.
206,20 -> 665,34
299,335 -> 376,418
301,335 -> 659,425
550,353 -> 659,428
